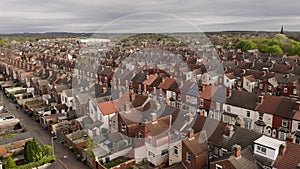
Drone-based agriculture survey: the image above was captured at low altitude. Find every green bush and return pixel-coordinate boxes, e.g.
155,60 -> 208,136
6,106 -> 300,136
5,156 -> 17,169
16,156 -> 56,169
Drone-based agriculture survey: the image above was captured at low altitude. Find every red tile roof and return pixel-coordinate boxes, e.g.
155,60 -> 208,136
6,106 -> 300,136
97,101 -> 118,116
273,142 -> 300,169
158,78 -> 179,92
142,74 -> 159,86
199,85 -> 219,100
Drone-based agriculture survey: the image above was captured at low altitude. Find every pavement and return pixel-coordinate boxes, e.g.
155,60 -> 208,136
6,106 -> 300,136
1,94 -> 90,169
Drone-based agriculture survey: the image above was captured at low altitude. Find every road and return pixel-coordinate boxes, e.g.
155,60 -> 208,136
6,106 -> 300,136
1,94 -> 90,169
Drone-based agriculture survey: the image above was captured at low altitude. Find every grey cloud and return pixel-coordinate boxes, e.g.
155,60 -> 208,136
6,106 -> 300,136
0,0 -> 299,33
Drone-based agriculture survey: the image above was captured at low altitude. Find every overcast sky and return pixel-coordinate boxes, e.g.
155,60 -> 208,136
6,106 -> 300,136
1,0 -> 300,33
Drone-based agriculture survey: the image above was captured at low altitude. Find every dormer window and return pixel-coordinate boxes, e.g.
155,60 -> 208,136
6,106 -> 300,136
297,122 -> 300,130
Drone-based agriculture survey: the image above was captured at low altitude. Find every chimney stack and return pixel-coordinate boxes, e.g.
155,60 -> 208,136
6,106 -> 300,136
278,143 -> 287,156
257,96 -> 264,104
151,113 -> 157,122
227,89 -> 232,98
295,102 -> 300,111
286,133 -> 296,143
232,144 -> 242,158
188,128 -> 195,139
224,124 -> 234,137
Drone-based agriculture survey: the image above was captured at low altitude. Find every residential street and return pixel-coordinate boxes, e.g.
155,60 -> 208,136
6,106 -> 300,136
1,94 -> 90,169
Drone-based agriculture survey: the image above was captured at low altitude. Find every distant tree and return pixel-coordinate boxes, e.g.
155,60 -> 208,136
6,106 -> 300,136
235,39 -> 257,51
265,45 -> 284,54
0,40 -> 5,47
5,156 -> 17,169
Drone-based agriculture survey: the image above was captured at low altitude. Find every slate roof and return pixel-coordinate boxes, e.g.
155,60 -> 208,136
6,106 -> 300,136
182,130 -> 208,156
46,160 -> 67,169
192,116 -> 262,151
256,95 -> 296,119
158,78 -> 179,92
226,90 -> 259,110
0,132 -> 32,146
212,146 -> 260,169
131,72 -> 147,84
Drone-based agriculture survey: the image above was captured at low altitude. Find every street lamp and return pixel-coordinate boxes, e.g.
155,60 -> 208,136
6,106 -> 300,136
51,131 -> 56,156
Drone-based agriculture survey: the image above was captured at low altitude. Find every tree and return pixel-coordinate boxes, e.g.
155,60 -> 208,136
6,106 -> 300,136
265,45 -> 284,54
86,138 -> 96,158
0,40 -> 5,47
42,145 -> 53,157
5,156 -> 17,169
24,138 -> 43,163
235,39 -> 257,51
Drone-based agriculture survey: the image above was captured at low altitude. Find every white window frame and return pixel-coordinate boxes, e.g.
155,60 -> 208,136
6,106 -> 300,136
174,146 -> 178,156
283,88 -> 288,93
186,152 -> 191,162
256,145 -> 267,154
121,123 -> 127,132
293,88 -> 297,95
282,119 -> 288,127
216,164 -> 223,169
199,98 -> 204,106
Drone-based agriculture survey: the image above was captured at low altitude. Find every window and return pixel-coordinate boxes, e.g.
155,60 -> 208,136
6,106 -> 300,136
293,89 -> 297,95
296,137 -> 300,144
148,151 -> 155,157
246,111 -> 250,117
259,112 -> 264,121
214,147 -> 219,155
161,149 -> 168,156
121,123 -> 126,132
297,122 -> 300,130
259,84 -> 263,89
174,146 -> 178,156
283,88 -> 288,93
216,164 -> 223,169
199,98 -> 204,106
244,120 -> 251,130
282,119 -> 288,127
246,82 -> 249,86
138,132 -> 142,139
227,106 -> 231,112
186,152 -> 191,162
256,145 -> 267,154
148,136 -> 152,144
268,85 -> 272,91
278,131 -> 287,140
186,95 -> 190,102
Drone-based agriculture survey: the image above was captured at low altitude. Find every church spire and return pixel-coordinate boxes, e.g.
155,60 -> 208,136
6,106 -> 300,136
280,25 -> 284,34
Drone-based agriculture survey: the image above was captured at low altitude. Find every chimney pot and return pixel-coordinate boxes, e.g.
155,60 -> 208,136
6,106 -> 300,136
232,144 -> 242,158
151,113 -> 157,122
188,128 -> 194,139
279,143 -> 287,156
224,124 -> 234,137
257,96 -> 264,104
